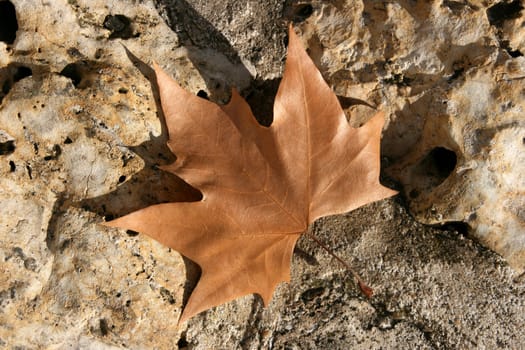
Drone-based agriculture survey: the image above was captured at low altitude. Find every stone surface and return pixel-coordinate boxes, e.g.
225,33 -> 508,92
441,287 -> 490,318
0,0 -> 524,349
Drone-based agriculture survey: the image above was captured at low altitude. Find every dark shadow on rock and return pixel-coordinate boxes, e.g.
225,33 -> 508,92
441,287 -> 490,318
154,0 -> 246,67
0,63 -> 33,104
180,256 -> 201,309
46,197 -> 67,254
80,46 -> 201,221
151,0 -> 317,124
244,77 -> 281,126
67,49 -> 203,304
153,0 -> 254,103
337,95 -> 376,110
293,246 -> 319,266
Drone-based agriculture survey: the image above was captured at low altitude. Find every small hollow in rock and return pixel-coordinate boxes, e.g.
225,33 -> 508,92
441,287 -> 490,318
0,140 -> 15,155
0,65 -> 32,104
487,0 -> 524,27
284,3 -> 314,23
196,90 -> 209,100
0,1 -> 18,45
59,61 -> 103,89
411,147 -> 457,192
60,63 -> 83,87
126,230 -> 139,237
103,14 -> 134,39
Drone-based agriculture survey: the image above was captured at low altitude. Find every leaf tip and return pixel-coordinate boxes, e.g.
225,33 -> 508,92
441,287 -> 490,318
176,311 -> 190,327
152,61 -> 166,79
287,23 -> 298,46
381,185 -> 399,200
100,219 -> 116,228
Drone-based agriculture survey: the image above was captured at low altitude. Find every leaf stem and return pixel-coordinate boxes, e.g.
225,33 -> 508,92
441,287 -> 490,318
304,231 -> 373,298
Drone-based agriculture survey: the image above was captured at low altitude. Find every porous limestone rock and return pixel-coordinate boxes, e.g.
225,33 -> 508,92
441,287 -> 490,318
0,1 -> 192,347
0,0 -> 524,349
388,60 -> 525,270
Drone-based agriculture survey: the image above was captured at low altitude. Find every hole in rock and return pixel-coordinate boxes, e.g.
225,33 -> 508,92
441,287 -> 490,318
301,286 -> 325,303
99,318 -> 109,336
60,63 -> 83,87
294,4 -> 314,21
59,61 -> 103,89
487,0 -> 523,27
293,246 -> 318,265
43,144 -> 61,161
177,334 -> 188,349
423,147 -> 457,180
428,147 -> 457,177
103,14 -> 134,39
448,67 -> 464,82
9,160 -> 15,172
411,147 -> 457,191
0,65 -> 32,104
13,66 -> 32,82
506,48 -> 523,57
159,287 -> 176,304
67,47 -> 82,58
0,140 -> 15,155
284,3 -> 314,23
118,175 -> 126,183
126,229 -> 139,237
24,257 -> 36,271
439,221 -> 470,235
95,48 -> 103,59
0,1 -> 18,45
196,89 -> 209,100
444,1 -> 470,12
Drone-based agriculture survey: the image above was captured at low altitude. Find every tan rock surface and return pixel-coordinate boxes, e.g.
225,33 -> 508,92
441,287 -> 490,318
0,0 -> 524,348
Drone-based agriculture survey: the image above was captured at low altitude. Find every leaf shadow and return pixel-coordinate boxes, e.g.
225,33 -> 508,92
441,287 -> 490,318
77,48 -> 202,303
154,0 -> 254,104
81,46 -> 202,218
153,0 -> 292,125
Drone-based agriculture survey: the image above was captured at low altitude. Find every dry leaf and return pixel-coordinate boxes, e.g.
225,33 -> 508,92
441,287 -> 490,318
105,26 -> 397,323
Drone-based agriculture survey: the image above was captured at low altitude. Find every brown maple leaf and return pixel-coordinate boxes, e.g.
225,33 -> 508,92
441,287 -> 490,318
105,26 -> 397,323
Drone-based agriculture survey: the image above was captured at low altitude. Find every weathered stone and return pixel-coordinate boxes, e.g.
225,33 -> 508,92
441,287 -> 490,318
388,60 -> 525,270
0,0 -> 524,348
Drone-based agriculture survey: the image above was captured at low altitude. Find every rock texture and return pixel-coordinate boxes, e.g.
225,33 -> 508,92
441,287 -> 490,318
0,0 -> 524,349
